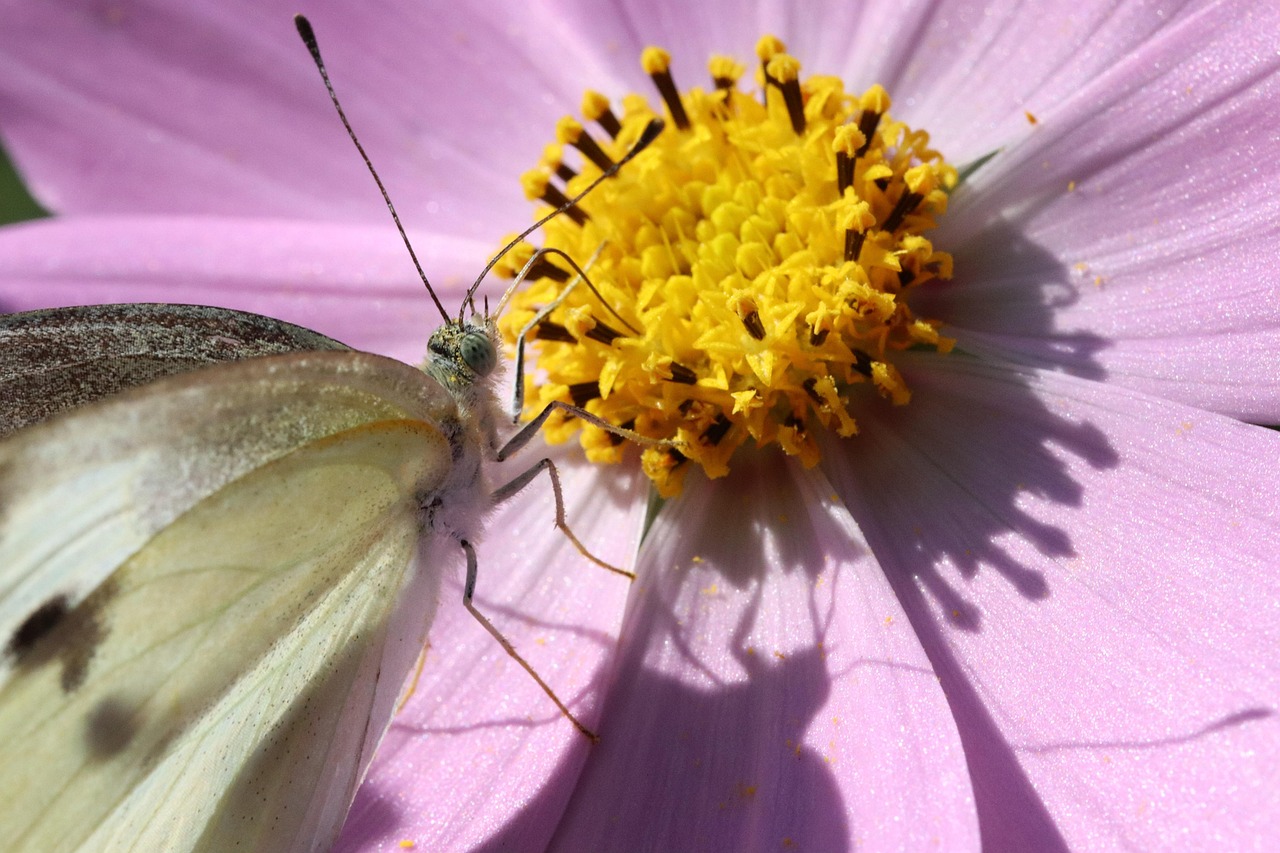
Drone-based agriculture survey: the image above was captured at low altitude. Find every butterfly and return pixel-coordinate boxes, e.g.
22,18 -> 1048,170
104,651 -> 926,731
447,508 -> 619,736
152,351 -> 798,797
0,16 -> 662,853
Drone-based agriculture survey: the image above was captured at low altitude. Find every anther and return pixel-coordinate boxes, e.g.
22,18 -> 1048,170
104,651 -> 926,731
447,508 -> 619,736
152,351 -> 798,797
708,55 -> 744,91
833,125 -> 865,195
527,254 -> 573,283
880,190 -> 923,234
535,321 -> 577,343
881,164 -> 939,234
585,321 -> 624,345
765,54 -> 806,134
855,85 -> 890,158
755,35 -> 786,102
641,47 -> 690,130
852,349 -> 874,378
520,169 -> 587,226
568,380 -> 601,407
668,362 -> 698,384
581,90 -> 623,138
702,414 -> 732,446
801,378 -> 823,404
839,198 -> 873,263
542,143 -> 577,183
608,418 -> 636,447
844,231 -> 865,263
741,309 -> 766,340
556,116 -> 616,172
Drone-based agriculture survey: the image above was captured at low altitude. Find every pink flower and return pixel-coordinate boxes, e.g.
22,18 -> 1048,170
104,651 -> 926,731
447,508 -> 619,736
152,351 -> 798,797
3,0 -> 1280,850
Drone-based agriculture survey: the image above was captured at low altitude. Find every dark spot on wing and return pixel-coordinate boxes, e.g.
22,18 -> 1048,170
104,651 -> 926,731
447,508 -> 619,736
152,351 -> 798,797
8,579 -> 117,692
85,696 -> 140,758
7,595 -> 70,657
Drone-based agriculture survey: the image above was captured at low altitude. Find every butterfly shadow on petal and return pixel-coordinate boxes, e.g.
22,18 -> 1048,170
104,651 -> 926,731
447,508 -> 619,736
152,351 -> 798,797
463,452 -> 852,852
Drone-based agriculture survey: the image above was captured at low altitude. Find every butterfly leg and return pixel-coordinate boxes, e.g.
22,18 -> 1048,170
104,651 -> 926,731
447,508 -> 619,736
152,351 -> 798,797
497,399 -> 669,462
459,538 -> 600,743
491,455 -> 633,579
502,245 -> 634,423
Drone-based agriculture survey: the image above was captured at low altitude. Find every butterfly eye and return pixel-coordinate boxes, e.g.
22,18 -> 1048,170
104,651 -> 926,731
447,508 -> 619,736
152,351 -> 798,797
460,331 -> 497,377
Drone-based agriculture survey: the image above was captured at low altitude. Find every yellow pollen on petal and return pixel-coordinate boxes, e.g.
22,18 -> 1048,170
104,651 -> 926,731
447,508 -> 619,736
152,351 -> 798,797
498,35 -> 957,496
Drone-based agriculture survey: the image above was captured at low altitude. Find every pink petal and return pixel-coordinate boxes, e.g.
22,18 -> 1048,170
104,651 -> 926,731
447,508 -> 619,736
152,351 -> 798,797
0,216 -> 498,362
0,0 -> 597,238
919,1 -> 1280,420
825,351 -> 1280,850
546,451 -> 977,851
336,441 -> 649,852
851,0 -> 1216,159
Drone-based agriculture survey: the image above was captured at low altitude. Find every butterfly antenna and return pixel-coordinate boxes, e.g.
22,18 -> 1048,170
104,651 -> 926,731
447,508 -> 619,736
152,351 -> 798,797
466,118 -> 664,313
295,15 -> 451,322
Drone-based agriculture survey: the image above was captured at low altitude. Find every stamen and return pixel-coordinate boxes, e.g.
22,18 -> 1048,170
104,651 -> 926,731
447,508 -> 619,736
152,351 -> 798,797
608,418 -> 636,447
536,321 -> 577,343
852,350 -> 874,378
801,378 -> 823,404
542,143 -> 577,182
702,414 -> 733,446
844,232 -> 865,263
556,116 -> 615,172
755,35 -> 785,102
526,255 -> 573,283
765,54 -> 806,134
668,363 -> 698,384
585,322 -> 624,345
855,85 -> 889,158
582,90 -> 623,138
839,197 -> 874,263
833,125 -> 865,195
520,169 -> 587,226
708,55 -> 744,91
880,165 -> 938,233
880,191 -> 921,233
641,47 -> 690,130
568,380 -> 601,407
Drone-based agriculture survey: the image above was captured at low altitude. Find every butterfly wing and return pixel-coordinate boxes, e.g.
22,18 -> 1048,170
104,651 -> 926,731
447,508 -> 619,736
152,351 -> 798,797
0,303 -> 349,437
0,350 -> 465,853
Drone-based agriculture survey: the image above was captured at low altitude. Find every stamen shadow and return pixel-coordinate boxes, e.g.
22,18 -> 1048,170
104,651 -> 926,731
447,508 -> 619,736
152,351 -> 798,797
916,219 -> 1113,381
826,223 -> 1117,631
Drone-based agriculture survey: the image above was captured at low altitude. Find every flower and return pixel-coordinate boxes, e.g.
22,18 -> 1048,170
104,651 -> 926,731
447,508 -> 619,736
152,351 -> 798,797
3,0 -> 1280,850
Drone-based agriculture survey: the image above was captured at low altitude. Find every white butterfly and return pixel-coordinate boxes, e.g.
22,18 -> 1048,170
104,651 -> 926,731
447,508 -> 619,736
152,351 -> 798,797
0,16 -> 663,852
0,300 -> 510,852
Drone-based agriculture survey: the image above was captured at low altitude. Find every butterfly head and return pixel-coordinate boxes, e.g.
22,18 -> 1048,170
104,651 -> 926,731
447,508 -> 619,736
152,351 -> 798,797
424,314 -> 501,390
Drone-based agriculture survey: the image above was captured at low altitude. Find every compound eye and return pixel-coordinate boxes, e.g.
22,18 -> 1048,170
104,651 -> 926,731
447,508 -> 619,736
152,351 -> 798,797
460,331 -> 497,376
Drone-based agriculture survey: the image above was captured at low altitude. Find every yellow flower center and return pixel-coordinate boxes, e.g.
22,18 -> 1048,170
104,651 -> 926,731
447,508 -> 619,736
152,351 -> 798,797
496,36 -> 957,497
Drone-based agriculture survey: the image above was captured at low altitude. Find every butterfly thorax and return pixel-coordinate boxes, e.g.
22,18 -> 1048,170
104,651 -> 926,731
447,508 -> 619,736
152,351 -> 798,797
418,317 -> 504,543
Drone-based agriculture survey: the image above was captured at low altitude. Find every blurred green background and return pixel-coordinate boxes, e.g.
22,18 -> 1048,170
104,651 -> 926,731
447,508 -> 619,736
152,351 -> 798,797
0,141 -> 49,225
